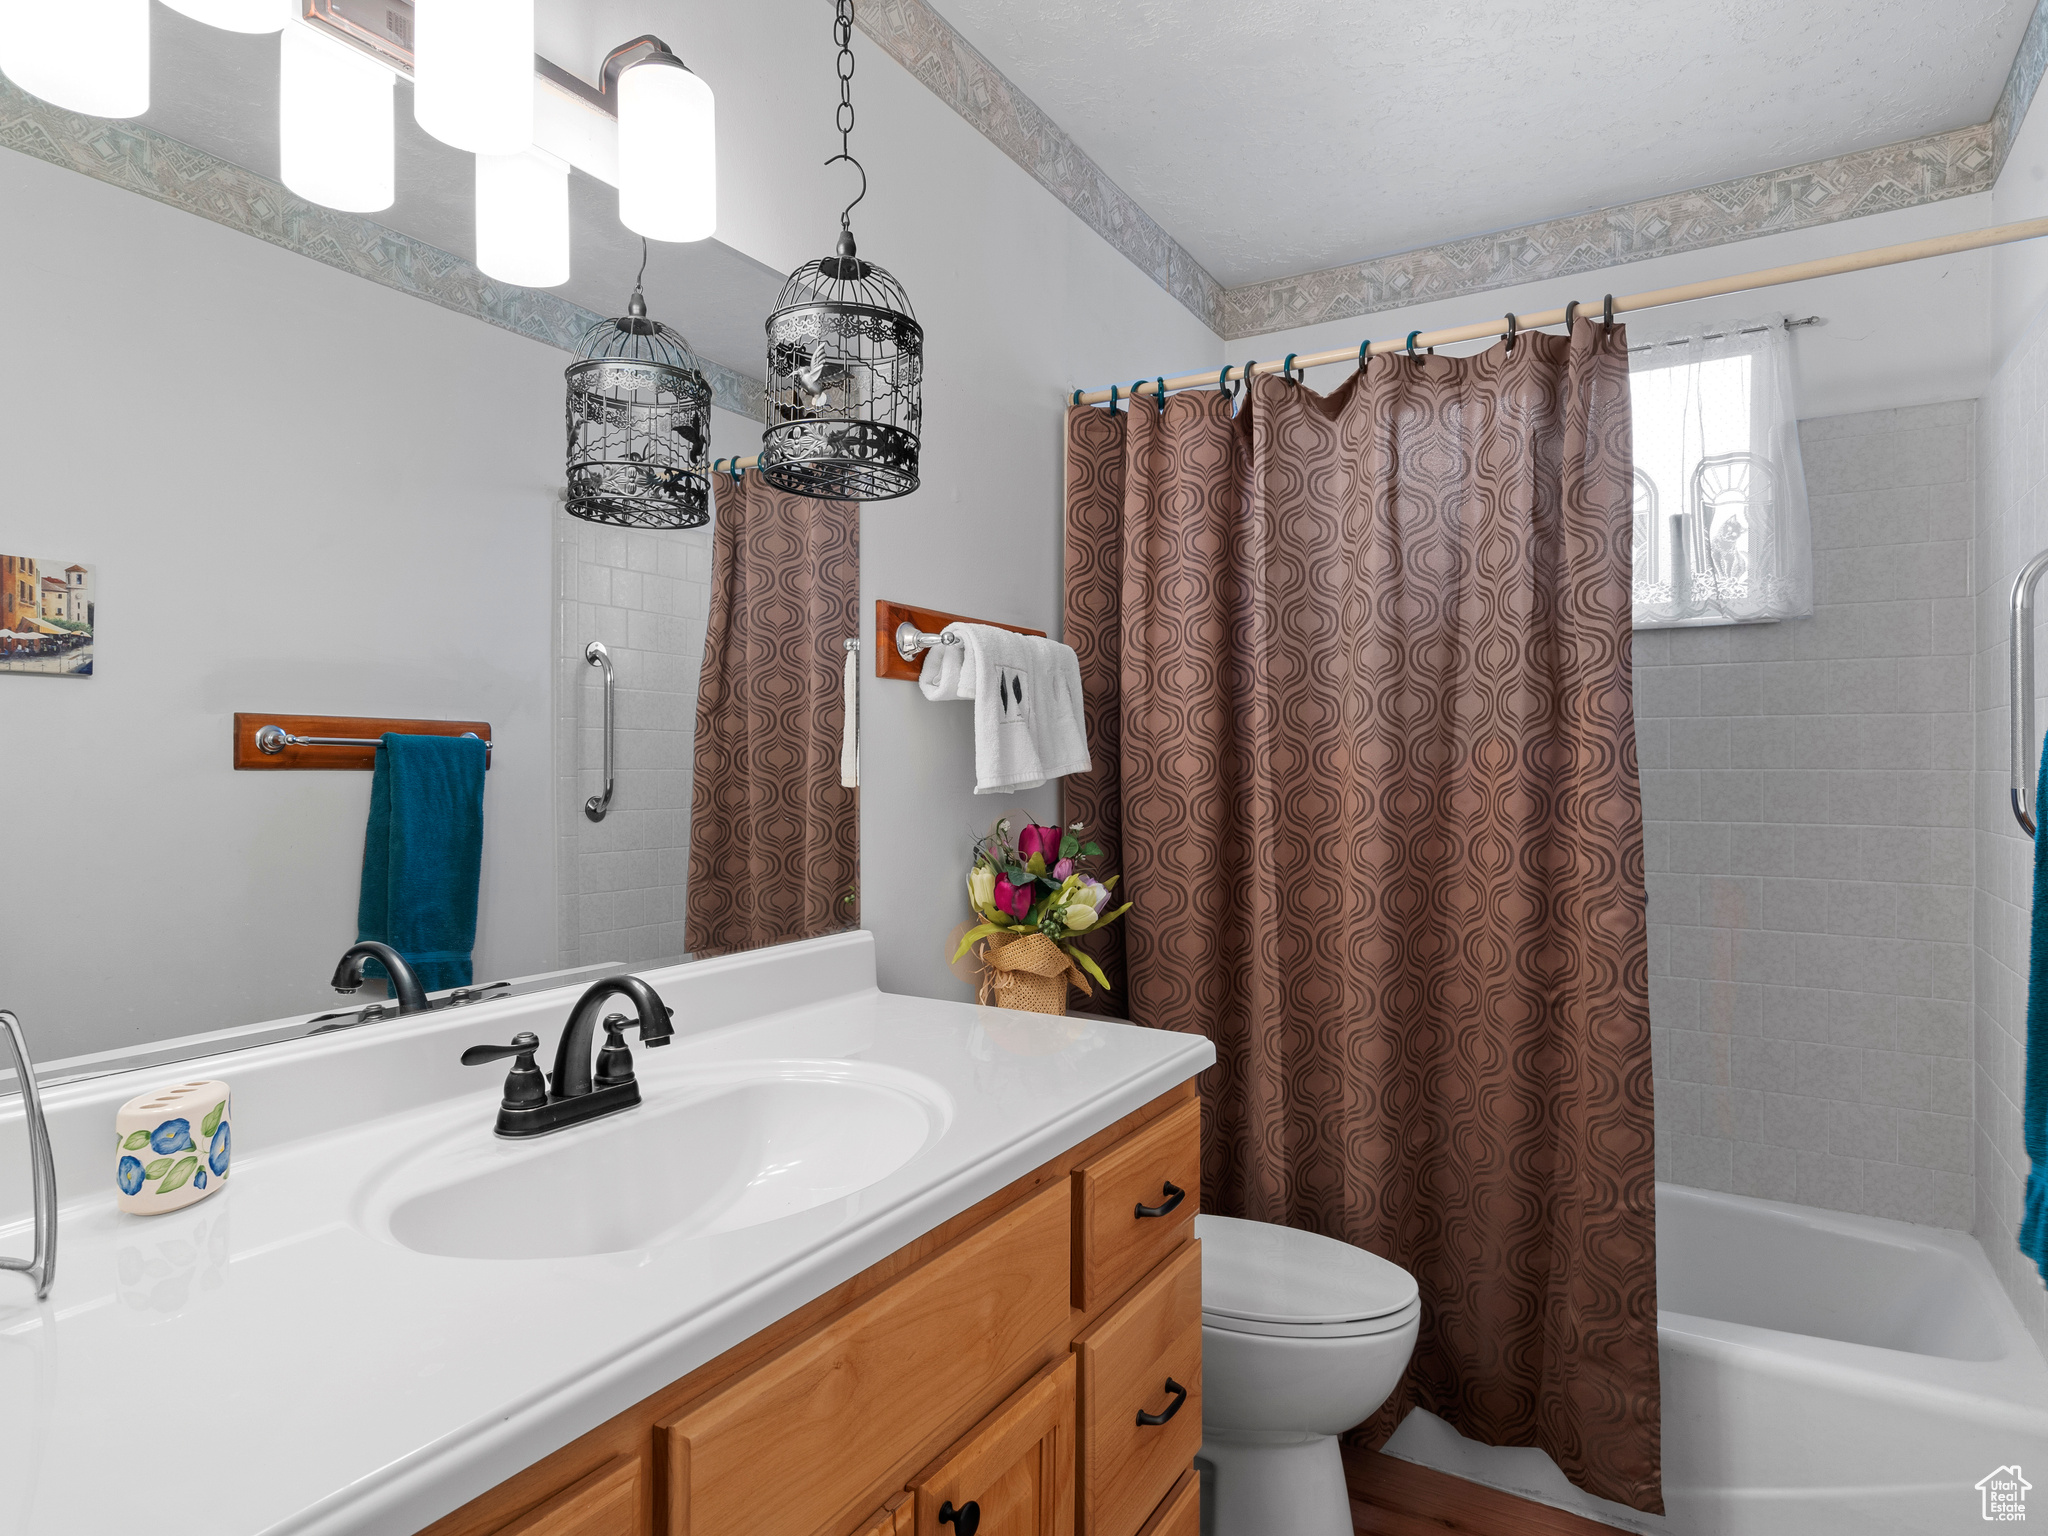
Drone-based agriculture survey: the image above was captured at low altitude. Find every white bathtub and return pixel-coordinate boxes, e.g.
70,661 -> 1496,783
1381,1184 -> 2048,1534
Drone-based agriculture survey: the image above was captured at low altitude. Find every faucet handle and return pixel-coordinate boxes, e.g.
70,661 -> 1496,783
461,1031 -> 547,1110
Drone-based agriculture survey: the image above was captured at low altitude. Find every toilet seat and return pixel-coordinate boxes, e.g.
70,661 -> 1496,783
1198,1213 -> 1420,1339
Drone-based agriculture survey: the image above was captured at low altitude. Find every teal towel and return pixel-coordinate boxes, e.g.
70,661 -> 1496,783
2025,731 -> 2048,1283
355,732 -> 486,993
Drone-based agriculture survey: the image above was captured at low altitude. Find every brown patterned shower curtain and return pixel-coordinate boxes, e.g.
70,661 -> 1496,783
685,473 -> 859,957
1062,327 -> 1661,1514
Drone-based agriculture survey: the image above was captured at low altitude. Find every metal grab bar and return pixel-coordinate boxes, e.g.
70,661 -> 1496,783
0,1009 -> 57,1299
2012,549 -> 2048,835
584,640 -> 615,823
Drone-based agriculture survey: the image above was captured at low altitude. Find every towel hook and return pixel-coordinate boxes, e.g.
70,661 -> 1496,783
584,640 -> 615,822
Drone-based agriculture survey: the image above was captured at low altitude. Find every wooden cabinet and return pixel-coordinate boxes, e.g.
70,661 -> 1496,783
659,1181 -> 1071,1536
908,1355 -> 1075,1536
1071,1097 -> 1200,1312
495,1456 -> 642,1536
416,1083 -> 1201,1536
1071,1242 -> 1204,1536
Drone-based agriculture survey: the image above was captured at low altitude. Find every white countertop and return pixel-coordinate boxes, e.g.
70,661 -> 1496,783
0,933 -> 1213,1536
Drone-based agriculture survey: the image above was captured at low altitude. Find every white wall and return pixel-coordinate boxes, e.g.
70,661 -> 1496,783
1972,90 -> 2048,1349
0,149 -> 574,1060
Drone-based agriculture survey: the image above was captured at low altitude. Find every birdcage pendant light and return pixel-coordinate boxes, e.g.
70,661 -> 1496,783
565,262 -> 712,529
759,0 -> 922,502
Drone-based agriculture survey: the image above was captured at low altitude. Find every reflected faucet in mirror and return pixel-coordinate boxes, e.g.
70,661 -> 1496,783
330,942 -> 432,1016
461,975 -> 674,1138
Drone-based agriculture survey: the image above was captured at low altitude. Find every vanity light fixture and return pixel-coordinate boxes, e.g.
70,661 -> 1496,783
475,147 -> 569,288
0,0 -> 149,118
759,0 -> 922,501
565,255 -> 713,530
160,0 -> 289,33
614,40 -> 716,243
412,0 -> 534,156
279,20 -> 396,213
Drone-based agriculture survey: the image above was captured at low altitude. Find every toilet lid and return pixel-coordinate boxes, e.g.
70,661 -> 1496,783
1197,1213 -> 1418,1327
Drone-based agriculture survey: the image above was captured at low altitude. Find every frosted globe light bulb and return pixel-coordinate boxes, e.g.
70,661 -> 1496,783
279,21 -> 395,213
413,0 -> 534,156
0,0 -> 150,118
159,0 -> 290,33
475,149 -> 570,289
618,56 -> 716,243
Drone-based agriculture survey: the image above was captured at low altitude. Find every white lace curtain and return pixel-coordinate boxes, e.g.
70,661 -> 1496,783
1628,314 -> 1812,627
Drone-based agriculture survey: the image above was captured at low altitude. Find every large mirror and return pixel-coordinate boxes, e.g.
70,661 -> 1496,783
0,7 -> 859,1079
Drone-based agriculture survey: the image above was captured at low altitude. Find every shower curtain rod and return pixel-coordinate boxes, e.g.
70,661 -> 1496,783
1069,213 -> 2048,407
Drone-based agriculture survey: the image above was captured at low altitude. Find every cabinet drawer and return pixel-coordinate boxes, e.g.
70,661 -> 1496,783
1072,1098 -> 1199,1312
850,1493 -> 913,1536
495,1455 -> 641,1536
1071,1242 -> 1202,1536
909,1355 -> 1075,1536
1133,1469 -> 1198,1536
658,1181 -> 1070,1536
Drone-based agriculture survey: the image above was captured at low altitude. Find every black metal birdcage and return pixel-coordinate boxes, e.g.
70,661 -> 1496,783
564,286 -> 712,529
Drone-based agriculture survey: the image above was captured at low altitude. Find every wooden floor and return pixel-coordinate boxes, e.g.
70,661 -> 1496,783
1344,1447 -> 1626,1536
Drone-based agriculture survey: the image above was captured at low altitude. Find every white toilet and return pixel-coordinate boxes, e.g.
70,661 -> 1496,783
1196,1213 -> 1421,1536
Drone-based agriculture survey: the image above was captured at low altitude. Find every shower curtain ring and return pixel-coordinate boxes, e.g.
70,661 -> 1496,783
1563,300 -> 1580,333
1155,376 -> 1167,412
1503,313 -> 1518,354
1602,294 -> 1616,334
1217,366 -> 1233,395
1357,339 -> 1372,373
1071,388 -> 1082,406
1282,353 -> 1299,384
1405,330 -> 1422,356
1109,384 -> 1120,414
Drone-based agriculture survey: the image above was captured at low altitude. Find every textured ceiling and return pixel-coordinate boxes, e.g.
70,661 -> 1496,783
936,0 -> 2031,288
132,4 -> 783,376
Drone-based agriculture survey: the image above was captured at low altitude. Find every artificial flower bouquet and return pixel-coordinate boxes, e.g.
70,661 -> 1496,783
952,818 -> 1131,1012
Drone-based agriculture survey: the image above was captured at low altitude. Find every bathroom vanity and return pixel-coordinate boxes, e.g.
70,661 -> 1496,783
0,932 -> 1214,1536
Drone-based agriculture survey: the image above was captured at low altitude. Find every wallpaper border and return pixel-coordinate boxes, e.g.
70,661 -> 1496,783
0,75 -> 766,421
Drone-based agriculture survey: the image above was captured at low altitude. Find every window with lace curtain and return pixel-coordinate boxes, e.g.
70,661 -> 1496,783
1628,315 -> 1813,628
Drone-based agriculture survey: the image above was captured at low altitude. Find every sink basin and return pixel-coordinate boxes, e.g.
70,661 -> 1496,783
368,1063 -> 946,1260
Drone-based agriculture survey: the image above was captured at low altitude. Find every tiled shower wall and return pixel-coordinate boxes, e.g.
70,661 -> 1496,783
1977,314 -> 2048,1347
553,508 -> 714,967
1640,400 -> 1977,1232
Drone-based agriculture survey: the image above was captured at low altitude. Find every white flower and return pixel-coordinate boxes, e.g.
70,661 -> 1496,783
1060,903 -> 1098,931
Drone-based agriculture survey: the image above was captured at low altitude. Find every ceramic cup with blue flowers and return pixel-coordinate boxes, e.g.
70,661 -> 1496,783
114,1080 -> 231,1216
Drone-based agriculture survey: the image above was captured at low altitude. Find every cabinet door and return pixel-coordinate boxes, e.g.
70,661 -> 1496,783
495,1455 -> 641,1536
1071,1098 -> 1199,1313
1071,1242 -> 1202,1536
658,1181 -> 1071,1536
909,1355 -> 1075,1536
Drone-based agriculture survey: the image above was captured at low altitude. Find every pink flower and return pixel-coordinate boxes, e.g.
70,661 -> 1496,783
992,873 -> 1033,921
1052,858 -> 1074,879
1017,824 -> 1061,862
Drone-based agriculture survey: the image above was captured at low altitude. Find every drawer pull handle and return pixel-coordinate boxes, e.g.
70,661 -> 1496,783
1134,1180 -> 1185,1219
939,1499 -> 981,1535
1136,1376 -> 1188,1427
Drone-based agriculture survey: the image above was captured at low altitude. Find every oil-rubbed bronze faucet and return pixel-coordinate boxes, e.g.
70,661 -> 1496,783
329,942 -> 432,1016
460,976 -> 674,1138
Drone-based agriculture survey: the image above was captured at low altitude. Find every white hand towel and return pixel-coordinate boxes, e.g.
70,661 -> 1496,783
839,642 -> 859,789
919,623 -> 1091,794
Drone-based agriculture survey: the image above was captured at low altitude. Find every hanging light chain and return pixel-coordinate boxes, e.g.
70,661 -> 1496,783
830,0 -> 865,231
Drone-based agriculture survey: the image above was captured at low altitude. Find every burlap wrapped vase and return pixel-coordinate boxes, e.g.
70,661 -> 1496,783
977,930 -> 1091,1015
